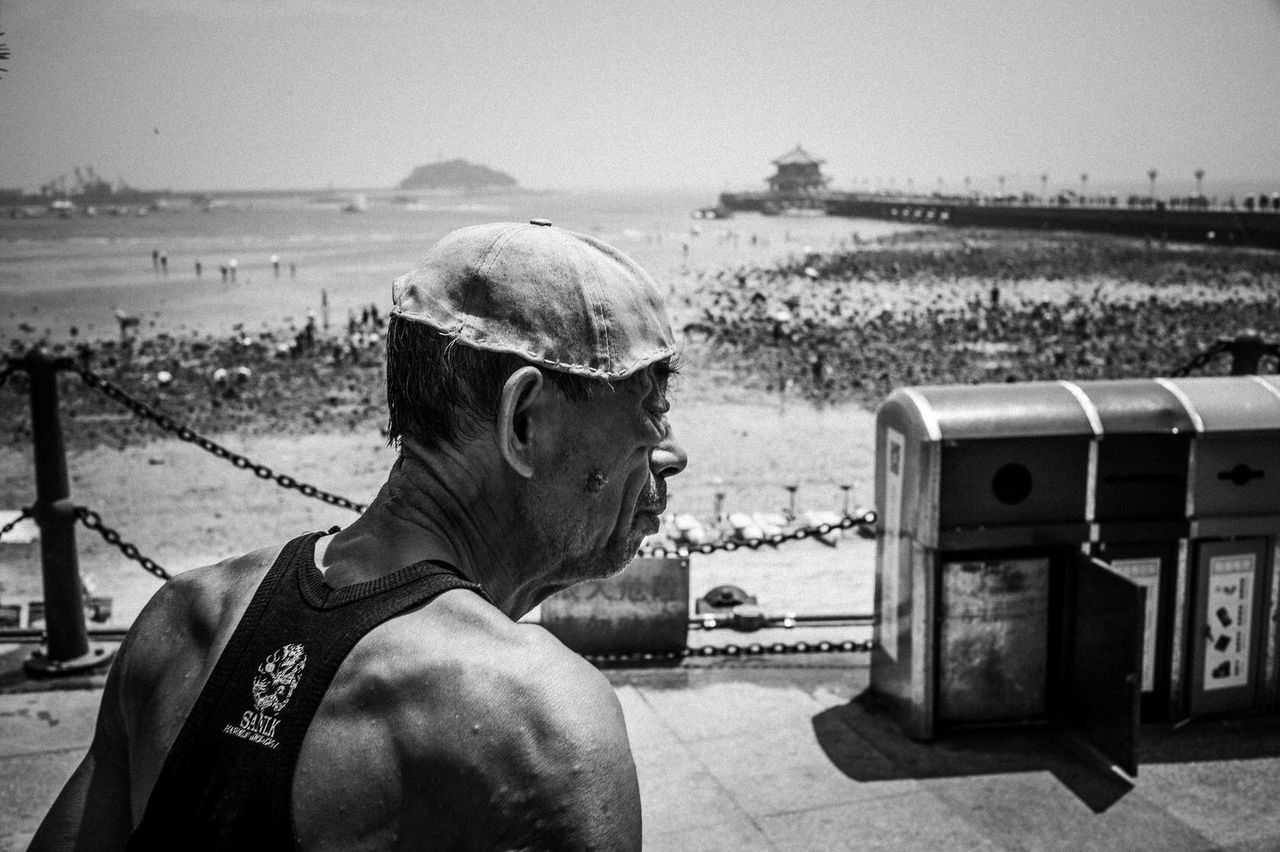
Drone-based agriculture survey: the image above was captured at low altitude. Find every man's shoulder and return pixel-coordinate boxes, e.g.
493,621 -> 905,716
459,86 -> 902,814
330,592 -> 625,766
362,592 -> 616,722
134,544 -> 281,634
119,543 -> 285,685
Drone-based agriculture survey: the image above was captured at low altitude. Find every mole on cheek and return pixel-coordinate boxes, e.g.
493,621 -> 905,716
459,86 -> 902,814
585,470 -> 609,494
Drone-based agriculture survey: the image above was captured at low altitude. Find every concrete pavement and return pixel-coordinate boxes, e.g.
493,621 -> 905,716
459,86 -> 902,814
4,649 -> 1280,851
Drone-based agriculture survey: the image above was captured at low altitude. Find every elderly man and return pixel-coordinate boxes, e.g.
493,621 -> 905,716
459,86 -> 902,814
33,220 -> 687,850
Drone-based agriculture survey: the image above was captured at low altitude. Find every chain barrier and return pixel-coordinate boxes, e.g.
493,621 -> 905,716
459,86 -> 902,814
67,361 -> 368,514
0,506 -> 32,541
640,509 -> 877,559
12,355 -> 883,627
1170,340 -> 1229,377
585,637 -> 876,666
73,505 -> 172,582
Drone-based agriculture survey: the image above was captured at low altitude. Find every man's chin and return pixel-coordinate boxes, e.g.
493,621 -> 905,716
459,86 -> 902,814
600,536 -> 648,579
636,509 -> 662,537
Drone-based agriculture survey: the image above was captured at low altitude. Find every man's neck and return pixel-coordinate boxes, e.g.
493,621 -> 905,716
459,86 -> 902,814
315,438 -> 551,619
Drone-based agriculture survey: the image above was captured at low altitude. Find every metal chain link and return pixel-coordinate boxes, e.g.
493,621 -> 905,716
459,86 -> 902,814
585,637 -> 876,665
640,509 -> 877,558
73,505 -> 172,582
0,506 -> 32,541
67,362 -> 368,513
1170,339 -> 1228,377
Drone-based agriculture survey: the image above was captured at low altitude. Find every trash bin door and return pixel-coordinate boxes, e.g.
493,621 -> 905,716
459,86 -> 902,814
1065,555 -> 1144,778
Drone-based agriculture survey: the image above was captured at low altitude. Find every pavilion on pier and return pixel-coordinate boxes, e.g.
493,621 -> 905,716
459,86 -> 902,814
765,145 -> 831,197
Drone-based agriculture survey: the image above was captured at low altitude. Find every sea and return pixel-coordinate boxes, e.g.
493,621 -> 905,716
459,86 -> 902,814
0,189 -> 911,342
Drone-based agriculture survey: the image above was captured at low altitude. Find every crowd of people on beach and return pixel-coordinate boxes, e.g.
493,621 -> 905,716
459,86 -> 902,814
5,229 -> 1280,448
2,302 -> 390,449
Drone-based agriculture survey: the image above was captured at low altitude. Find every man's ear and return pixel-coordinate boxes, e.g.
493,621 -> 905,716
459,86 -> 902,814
496,366 -> 551,478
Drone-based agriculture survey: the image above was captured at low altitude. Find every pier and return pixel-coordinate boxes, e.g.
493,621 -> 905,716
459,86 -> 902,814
717,148 -> 1280,249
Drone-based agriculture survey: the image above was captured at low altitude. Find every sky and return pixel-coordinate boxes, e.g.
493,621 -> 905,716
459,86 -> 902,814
2,0 -> 1280,195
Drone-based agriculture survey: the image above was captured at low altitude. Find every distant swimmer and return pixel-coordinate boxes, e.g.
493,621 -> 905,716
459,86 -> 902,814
195,260 -> 202,279
220,264 -> 228,283
229,258 -> 238,282
114,309 -> 140,341
160,251 -> 168,276
271,254 -> 280,277
151,249 -> 159,271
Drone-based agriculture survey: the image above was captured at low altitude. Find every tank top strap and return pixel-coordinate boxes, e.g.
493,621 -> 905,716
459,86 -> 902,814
147,531 -> 316,782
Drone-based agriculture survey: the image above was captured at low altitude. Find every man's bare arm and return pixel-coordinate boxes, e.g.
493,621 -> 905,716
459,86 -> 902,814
490,647 -> 642,851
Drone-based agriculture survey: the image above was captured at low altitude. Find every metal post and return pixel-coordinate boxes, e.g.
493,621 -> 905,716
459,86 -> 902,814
20,348 -> 114,676
1228,332 -> 1268,375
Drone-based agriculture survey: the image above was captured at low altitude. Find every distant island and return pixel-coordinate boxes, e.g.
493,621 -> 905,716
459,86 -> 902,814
398,159 -> 518,192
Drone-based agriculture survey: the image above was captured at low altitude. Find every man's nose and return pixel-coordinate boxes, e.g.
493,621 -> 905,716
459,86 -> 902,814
651,425 -> 687,479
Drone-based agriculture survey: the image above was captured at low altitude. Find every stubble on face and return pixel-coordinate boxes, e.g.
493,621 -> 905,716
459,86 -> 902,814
517,364 -> 678,590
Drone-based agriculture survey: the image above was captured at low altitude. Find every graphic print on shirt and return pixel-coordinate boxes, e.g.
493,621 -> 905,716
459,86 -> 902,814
223,643 -> 308,749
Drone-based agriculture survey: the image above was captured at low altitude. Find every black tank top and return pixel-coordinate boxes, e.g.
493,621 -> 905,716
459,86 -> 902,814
127,530 -> 489,850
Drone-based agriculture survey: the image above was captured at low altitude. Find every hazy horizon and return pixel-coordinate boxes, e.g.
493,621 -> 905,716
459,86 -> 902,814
3,1 -> 1280,198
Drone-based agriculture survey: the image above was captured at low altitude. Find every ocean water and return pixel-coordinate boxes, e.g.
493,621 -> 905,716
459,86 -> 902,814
0,190 -> 910,341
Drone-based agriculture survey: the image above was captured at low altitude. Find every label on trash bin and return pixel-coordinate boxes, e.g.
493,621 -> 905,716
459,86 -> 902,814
1203,553 -> 1255,691
1111,558 -> 1160,693
881,428 -> 905,660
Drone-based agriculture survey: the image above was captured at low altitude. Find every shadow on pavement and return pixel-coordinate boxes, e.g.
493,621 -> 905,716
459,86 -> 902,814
812,691 -> 1133,813
815,690 -> 1280,815
1137,713 -> 1280,763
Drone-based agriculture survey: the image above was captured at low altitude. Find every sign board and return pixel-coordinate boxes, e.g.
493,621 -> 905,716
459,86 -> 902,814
1187,539 -> 1267,717
540,556 -> 689,656
1202,553 -> 1255,692
1110,557 -> 1161,693
880,428 -> 905,661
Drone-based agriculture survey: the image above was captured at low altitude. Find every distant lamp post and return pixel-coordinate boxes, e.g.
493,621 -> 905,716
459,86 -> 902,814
1148,168 -> 1158,199
1040,172 -> 1049,200
1080,172 -> 1088,200
1195,168 -> 1205,197
997,174 -> 1006,193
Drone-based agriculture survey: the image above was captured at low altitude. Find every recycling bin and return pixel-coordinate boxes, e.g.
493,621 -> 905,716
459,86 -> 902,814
871,381 -> 1145,776
1164,376 -> 1280,717
1085,379 -> 1194,721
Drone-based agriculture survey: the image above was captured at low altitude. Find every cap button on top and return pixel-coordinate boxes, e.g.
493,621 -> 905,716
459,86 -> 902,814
529,218 -> 552,227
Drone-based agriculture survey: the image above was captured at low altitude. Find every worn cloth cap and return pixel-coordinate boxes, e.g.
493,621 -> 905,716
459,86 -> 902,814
391,221 -> 675,380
